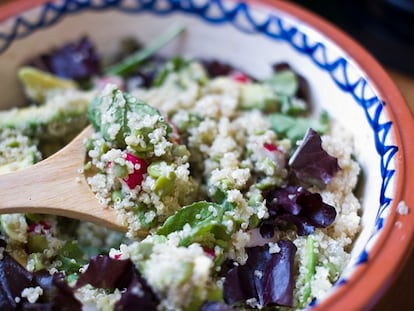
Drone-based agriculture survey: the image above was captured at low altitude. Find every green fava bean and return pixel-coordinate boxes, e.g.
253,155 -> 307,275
112,190 -> 123,204
147,161 -> 164,178
27,234 -> 49,253
154,172 -> 176,197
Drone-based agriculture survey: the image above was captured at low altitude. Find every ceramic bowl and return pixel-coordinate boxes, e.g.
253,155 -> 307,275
1,0 -> 413,310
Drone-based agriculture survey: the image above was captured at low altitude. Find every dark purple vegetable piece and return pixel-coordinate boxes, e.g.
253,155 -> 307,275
276,214 -> 316,236
297,189 -> 338,228
0,240 -> 33,311
75,255 -> 135,290
0,239 -> 81,311
75,255 -> 159,311
22,271 -> 82,311
202,60 -> 234,78
114,270 -> 159,311
289,128 -> 340,189
29,36 -> 100,80
201,301 -> 236,311
263,185 -> 337,236
266,185 -> 303,216
223,240 -> 297,308
272,62 -> 291,72
259,219 -> 276,239
201,59 -> 255,81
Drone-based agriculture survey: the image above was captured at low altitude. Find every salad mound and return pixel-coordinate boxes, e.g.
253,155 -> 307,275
0,35 -> 361,311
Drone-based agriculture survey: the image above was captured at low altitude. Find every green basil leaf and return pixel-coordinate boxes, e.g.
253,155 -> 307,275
88,86 -> 169,149
157,201 -> 231,247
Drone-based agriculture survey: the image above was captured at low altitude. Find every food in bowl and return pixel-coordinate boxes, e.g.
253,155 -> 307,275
1,0 -> 413,311
0,26 -> 361,310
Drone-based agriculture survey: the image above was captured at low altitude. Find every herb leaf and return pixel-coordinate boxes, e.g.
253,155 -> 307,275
223,240 -> 297,308
88,86 -> 169,149
0,239 -> 81,311
157,201 -> 232,247
75,255 -> 159,311
75,255 -> 135,290
289,128 -> 340,189
0,240 -> 33,310
268,112 -> 329,143
263,185 -> 337,236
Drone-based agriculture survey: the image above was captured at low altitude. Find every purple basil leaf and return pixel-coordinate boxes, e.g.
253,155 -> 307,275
275,215 -> 316,236
0,240 -> 81,311
289,128 -> 340,189
75,255 -> 159,311
297,190 -> 337,228
263,186 -> 337,236
200,301 -> 236,311
223,262 -> 257,305
0,241 -> 33,311
259,219 -> 276,239
114,270 -> 159,311
75,255 -> 135,290
223,240 -> 296,308
20,304 -> 53,311
266,186 -> 303,215
202,60 -> 234,78
29,37 -> 100,80
261,240 -> 297,306
25,271 -> 81,311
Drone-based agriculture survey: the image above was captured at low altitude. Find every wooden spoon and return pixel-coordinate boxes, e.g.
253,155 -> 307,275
0,126 -> 126,232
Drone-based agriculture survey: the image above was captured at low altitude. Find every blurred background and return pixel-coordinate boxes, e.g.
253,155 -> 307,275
293,0 -> 414,75
291,0 -> 414,111
291,1 -> 414,310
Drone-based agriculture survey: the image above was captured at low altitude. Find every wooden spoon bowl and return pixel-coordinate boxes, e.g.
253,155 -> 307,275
0,126 -> 126,232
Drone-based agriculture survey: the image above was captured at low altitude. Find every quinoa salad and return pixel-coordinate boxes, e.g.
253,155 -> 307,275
0,33 -> 361,311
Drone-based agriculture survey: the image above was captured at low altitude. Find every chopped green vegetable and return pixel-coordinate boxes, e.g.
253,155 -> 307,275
325,262 -> 340,282
148,161 -> 177,197
57,241 -> 88,275
0,90 -> 92,140
240,83 -> 278,111
299,235 -> 317,308
18,66 -> 77,103
268,111 -> 329,142
265,69 -> 298,97
27,234 -> 49,253
27,253 -> 45,271
154,173 -> 176,197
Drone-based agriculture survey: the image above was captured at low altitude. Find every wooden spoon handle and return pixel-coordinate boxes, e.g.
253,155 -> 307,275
0,126 -> 126,232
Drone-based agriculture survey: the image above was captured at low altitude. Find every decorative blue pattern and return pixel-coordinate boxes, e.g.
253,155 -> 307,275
0,0 -> 398,306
